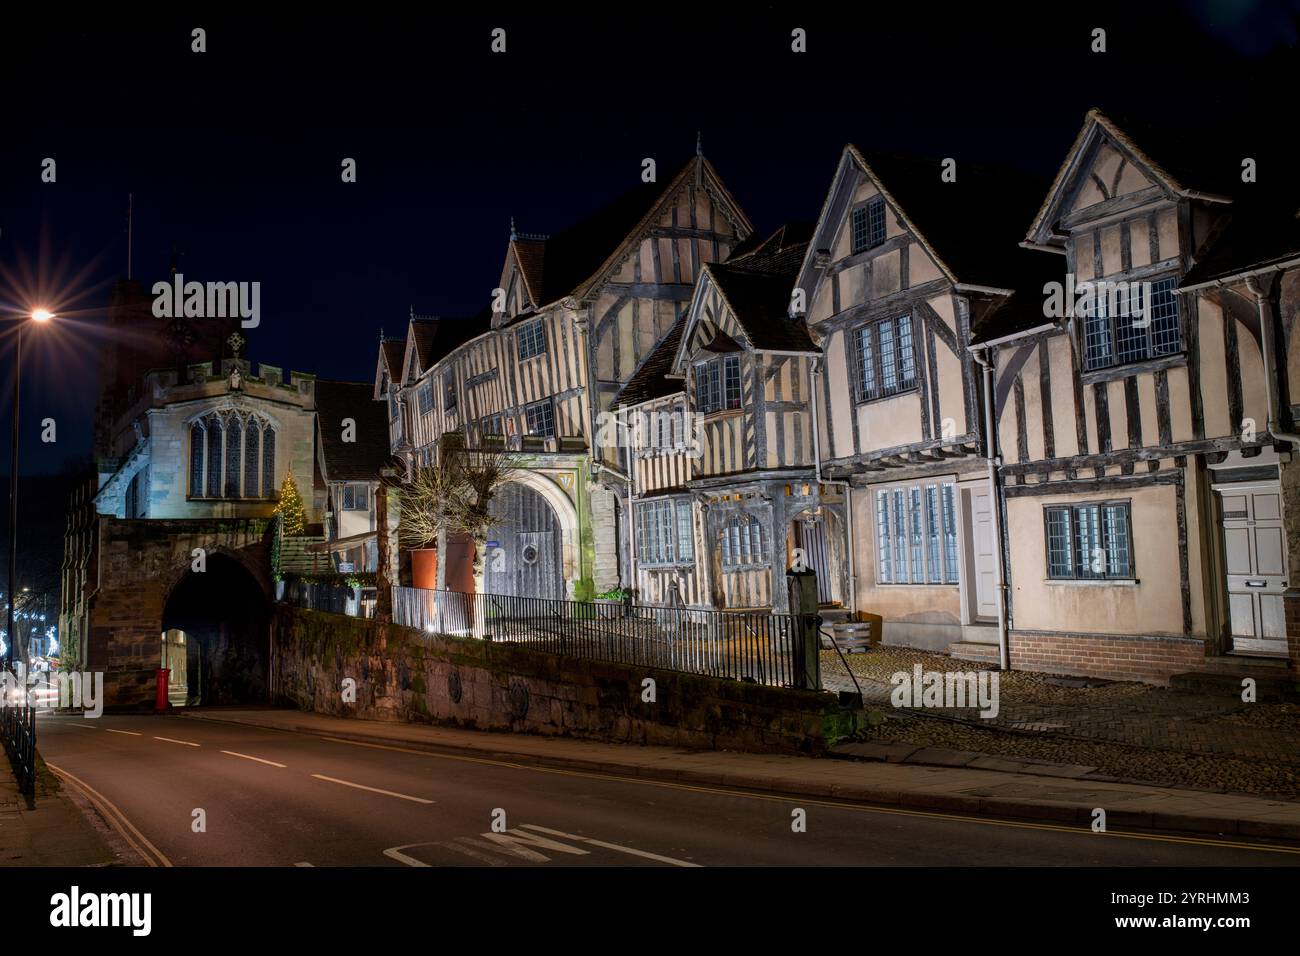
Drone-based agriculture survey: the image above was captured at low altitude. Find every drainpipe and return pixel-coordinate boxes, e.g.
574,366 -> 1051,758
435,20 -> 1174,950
1243,273 -> 1300,450
970,345 -> 1010,670
810,358 -> 857,613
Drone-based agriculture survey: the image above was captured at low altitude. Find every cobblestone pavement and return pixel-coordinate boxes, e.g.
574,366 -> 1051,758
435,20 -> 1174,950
820,646 -> 1300,767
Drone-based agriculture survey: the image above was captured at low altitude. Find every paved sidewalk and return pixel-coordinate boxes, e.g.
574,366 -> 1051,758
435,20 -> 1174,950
822,647 -> 1300,766
180,707 -> 1300,843
0,757 -> 119,867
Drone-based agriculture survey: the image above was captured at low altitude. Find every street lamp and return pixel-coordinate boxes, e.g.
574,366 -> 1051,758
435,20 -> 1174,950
7,309 -> 54,672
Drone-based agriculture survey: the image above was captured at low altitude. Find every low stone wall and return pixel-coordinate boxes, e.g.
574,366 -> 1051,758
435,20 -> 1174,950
272,606 -> 860,754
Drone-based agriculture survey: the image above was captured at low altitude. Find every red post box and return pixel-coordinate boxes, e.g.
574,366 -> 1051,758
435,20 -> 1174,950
155,668 -> 170,712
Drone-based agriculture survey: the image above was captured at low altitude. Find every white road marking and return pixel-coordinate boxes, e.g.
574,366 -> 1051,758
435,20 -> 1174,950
51,721 -> 99,731
106,729 -> 142,736
520,825 -> 701,867
221,750 -> 287,768
153,736 -> 200,747
294,862 -> 314,867
310,774 -> 434,804
481,828 -> 589,861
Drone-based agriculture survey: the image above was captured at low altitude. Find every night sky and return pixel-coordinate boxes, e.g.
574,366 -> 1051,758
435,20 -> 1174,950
1,3 -> 1297,480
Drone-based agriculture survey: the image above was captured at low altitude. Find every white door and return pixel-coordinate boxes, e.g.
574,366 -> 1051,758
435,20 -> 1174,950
1218,483 -> 1289,655
968,487 -> 998,621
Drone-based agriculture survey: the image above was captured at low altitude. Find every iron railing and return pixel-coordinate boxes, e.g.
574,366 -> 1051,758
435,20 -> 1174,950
282,579 -> 377,619
1,683 -> 36,796
392,587 -> 809,687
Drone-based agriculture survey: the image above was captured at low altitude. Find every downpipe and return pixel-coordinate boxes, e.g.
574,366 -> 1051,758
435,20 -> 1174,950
970,346 -> 1010,670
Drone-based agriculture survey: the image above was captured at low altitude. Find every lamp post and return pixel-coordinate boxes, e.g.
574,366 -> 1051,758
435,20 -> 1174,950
6,309 -> 53,672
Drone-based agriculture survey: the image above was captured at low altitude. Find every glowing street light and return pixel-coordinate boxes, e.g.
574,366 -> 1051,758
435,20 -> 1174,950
6,309 -> 55,670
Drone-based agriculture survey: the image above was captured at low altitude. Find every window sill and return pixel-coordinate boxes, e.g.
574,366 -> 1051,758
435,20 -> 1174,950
1079,353 -> 1185,386
700,407 -> 743,420
875,581 -> 960,587
1045,577 -> 1140,587
640,563 -> 694,571
855,386 -> 919,408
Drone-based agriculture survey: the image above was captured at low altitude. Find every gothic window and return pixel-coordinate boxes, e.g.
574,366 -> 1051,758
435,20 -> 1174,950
189,410 -> 278,500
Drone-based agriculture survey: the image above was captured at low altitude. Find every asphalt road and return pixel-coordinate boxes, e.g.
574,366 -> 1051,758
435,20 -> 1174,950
36,712 -> 1300,867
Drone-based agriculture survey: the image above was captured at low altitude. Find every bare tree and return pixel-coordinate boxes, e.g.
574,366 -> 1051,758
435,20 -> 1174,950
396,446 -> 518,594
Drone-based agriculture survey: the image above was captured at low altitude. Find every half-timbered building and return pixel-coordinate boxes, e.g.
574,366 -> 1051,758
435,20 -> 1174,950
986,109 -> 1300,683
380,154 -> 752,601
795,146 -> 1054,658
616,224 -> 833,612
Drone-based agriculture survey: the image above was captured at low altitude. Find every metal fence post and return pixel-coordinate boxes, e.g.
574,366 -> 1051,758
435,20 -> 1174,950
787,568 -> 821,690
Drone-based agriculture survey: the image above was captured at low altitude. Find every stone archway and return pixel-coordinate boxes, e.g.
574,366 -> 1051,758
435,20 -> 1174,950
484,482 -> 566,600
162,553 -> 270,705
487,472 -> 581,597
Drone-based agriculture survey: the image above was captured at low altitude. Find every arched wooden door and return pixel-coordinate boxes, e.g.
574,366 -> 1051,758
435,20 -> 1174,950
484,482 -> 564,599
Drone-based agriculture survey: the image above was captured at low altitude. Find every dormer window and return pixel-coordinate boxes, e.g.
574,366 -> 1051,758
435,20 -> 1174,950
1080,276 -> 1181,372
517,318 -> 547,360
851,197 -> 886,253
695,355 -> 742,413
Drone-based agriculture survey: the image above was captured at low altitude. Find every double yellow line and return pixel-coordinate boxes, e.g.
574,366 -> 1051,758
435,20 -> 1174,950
46,762 -> 173,867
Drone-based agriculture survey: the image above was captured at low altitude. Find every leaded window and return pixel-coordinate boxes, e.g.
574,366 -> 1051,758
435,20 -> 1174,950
516,319 -> 547,360
636,498 -> 693,565
875,481 -> 959,584
189,411 -> 277,500
854,315 -> 916,401
1046,501 -> 1133,579
851,197 -> 886,253
525,399 -> 555,437
1081,276 -> 1181,372
721,512 -> 768,569
696,355 -> 742,414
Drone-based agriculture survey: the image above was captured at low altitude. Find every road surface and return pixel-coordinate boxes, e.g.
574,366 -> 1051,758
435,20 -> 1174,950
35,712 -> 1300,867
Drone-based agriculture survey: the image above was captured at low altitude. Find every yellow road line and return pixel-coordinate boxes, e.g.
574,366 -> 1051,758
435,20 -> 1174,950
315,734 -> 1300,856
46,762 -> 173,868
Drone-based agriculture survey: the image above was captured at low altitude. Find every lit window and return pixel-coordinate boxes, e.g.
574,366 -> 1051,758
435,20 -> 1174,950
875,481 -> 958,584
636,499 -> 693,565
720,513 -> 768,569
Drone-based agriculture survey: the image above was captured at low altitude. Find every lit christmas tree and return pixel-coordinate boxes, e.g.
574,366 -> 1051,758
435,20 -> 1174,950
275,469 -> 307,535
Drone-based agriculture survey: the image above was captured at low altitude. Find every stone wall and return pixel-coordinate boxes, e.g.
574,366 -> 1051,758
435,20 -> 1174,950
272,605 -> 860,754
90,516 -> 273,709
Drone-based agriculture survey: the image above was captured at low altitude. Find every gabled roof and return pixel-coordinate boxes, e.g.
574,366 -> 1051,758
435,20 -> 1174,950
1181,203 -> 1300,289
407,308 -> 493,377
847,147 -> 1051,290
613,311 -> 688,408
703,224 -> 818,352
374,337 -> 405,399
1026,108 -> 1238,246
314,380 -> 396,482
500,154 -> 752,318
